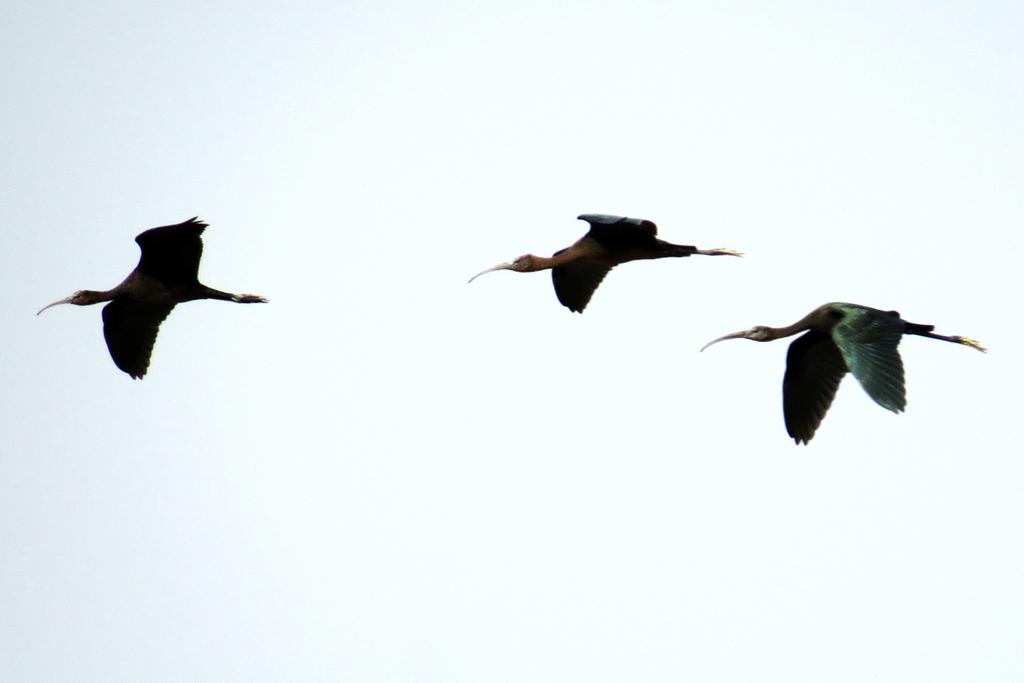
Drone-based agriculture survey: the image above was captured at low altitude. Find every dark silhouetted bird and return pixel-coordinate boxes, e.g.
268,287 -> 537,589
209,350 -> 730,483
470,214 -> 741,312
701,302 -> 985,443
38,217 -> 267,379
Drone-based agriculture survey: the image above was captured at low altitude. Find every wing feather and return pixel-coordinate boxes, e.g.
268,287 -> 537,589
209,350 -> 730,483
783,330 -> 849,444
577,214 -> 658,251
832,310 -> 907,413
102,300 -> 175,379
551,257 -> 614,313
134,217 -> 206,286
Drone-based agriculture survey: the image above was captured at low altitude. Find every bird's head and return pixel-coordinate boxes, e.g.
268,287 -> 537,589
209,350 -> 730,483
468,254 -> 538,282
700,325 -> 773,351
37,290 -> 104,315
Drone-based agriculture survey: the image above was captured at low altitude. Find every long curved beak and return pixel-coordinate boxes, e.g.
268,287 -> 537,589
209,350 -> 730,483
700,329 -> 752,352
37,296 -> 74,316
468,262 -> 514,283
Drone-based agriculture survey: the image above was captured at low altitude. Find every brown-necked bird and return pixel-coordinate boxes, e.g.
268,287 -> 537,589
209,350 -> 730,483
470,214 -> 741,312
701,302 -> 985,444
38,217 -> 267,379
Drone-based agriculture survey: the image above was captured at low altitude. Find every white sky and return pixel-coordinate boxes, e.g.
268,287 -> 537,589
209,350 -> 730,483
2,1 -> 1022,680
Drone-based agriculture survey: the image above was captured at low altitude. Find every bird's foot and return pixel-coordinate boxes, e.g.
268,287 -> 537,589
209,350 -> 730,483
706,248 -> 743,257
235,294 -> 269,303
957,336 -> 987,352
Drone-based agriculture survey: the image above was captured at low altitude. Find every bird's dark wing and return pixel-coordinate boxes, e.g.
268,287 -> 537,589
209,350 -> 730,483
577,214 -> 658,251
832,309 -> 907,413
783,330 -> 850,444
102,300 -> 175,379
134,217 -> 206,286
551,250 -> 614,313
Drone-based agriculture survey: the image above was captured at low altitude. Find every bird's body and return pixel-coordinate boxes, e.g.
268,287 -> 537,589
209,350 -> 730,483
470,214 -> 741,312
701,302 -> 985,444
38,217 -> 267,379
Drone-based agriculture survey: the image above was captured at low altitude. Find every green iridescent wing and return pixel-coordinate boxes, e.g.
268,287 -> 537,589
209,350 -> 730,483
831,307 -> 907,413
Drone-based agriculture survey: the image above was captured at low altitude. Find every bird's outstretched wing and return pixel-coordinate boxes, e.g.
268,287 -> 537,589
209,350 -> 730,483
832,309 -> 907,413
102,300 -> 175,379
577,214 -> 658,251
134,217 -> 207,286
783,330 -> 849,444
551,253 -> 614,313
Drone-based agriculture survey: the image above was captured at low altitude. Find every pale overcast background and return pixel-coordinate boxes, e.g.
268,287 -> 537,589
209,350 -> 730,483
2,1 -> 1022,681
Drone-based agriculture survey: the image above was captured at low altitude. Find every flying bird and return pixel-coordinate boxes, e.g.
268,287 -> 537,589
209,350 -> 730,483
469,214 -> 741,312
38,217 -> 267,379
701,302 -> 985,444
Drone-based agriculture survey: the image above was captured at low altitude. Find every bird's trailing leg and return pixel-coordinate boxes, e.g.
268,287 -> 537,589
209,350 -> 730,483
923,332 -> 986,352
956,336 -> 986,352
232,293 -> 269,303
199,285 -> 268,304
903,321 -> 986,352
695,248 -> 743,257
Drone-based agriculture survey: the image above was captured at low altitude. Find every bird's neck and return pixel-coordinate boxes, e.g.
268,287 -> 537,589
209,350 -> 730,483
764,311 -> 826,341
525,251 -> 580,272
768,323 -> 808,340
529,255 -> 558,271
77,289 -> 118,305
